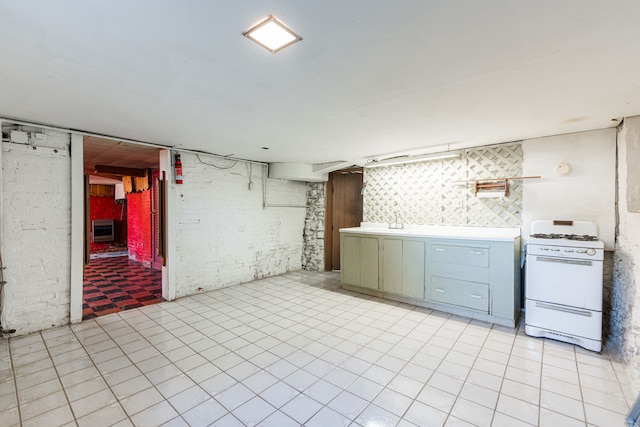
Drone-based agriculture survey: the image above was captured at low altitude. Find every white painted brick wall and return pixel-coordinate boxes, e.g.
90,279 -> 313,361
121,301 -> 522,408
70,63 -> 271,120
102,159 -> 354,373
1,129 -> 72,335
173,153 -> 306,297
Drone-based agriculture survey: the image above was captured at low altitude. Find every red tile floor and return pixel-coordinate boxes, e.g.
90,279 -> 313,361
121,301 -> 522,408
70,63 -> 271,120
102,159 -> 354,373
82,256 -> 163,320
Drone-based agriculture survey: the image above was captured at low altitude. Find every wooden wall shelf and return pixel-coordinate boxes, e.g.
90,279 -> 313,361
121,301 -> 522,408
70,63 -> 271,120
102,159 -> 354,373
452,176 -> 541,197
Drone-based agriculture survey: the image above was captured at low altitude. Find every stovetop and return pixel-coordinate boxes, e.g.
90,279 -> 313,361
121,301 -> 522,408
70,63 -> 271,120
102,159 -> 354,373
527,220 -> 603,250
530,233 -> 599,242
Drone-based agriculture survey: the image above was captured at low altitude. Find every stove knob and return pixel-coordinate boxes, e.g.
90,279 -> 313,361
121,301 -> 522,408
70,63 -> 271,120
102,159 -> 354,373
586,248 -> 596,256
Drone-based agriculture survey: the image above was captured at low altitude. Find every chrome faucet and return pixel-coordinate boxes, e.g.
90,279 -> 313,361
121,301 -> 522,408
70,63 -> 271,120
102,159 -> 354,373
389,211 -> 404,229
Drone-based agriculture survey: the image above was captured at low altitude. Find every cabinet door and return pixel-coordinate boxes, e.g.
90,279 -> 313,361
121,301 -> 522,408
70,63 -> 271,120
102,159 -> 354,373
382,239 -> 403,295
341,236 -> 361,286
360,237 -> 379,289
403,240 -> 425,299
489,243 -> 518,319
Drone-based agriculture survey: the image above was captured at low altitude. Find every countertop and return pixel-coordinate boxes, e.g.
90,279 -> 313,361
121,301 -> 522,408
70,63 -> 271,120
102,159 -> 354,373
340,222 -> 521,241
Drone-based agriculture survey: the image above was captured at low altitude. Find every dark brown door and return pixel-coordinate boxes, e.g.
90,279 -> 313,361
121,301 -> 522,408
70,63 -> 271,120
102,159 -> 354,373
326,169 -> 363,270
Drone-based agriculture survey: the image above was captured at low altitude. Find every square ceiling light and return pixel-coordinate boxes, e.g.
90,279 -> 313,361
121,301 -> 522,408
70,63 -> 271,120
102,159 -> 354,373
243,15 -> 302,54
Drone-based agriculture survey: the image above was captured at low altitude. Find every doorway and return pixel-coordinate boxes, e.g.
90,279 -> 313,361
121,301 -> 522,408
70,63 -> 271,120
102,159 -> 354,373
82,137 -> 164,320
325,168 -> 364,271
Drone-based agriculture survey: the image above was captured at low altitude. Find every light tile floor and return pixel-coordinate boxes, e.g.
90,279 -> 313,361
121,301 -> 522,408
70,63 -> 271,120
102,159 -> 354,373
0,270 -> 634,427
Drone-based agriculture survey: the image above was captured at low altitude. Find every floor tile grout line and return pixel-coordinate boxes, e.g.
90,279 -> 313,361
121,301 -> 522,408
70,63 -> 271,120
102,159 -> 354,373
437,317 -> 503,426
169,277 -> 378,424
107,299 -> 282,424
68,319 -> 145,426
572,343 -> 590,425
493,322 -> 533,426
372,308 -> 459,421
39,328 -> 81,427
7,335 -> 24,426
99,313 -> 223,424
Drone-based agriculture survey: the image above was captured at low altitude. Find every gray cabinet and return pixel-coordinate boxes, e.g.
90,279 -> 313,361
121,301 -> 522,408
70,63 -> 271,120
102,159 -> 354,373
487,242 -> 521,322
403,240 -> 426,299
430,242 -> 490,312
341,235 -> 379,290
431,276 -> 488,311
340,230 -> 521,327
382,239 -> 403,295
382,238 -> 425,299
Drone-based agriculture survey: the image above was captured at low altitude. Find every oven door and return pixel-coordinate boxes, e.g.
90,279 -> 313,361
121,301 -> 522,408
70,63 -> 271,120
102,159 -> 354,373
525,254 -> 602,310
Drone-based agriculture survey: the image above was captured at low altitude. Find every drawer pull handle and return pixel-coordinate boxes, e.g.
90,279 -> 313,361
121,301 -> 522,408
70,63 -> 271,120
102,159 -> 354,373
434,288 -> 446,293
435,248 -> 445,252
470,251 -> 483,255
470,294 -> 482,299
535,301 -> 592,317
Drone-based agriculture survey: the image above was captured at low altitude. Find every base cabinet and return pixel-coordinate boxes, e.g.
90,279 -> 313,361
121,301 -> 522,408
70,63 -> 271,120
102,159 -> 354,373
382,239 -> 426,299
340,231 -> 521,327
341,235 -> 379,290
430,241 -> 490,312
431,276 -> 489,311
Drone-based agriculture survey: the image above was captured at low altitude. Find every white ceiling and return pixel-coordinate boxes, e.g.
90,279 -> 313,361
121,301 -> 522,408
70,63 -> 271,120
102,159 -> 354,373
1,1 -> 640,166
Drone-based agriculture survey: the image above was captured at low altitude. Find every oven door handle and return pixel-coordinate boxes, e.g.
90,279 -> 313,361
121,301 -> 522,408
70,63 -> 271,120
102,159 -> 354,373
535,301 -> 593,317
534,256 -> 592,267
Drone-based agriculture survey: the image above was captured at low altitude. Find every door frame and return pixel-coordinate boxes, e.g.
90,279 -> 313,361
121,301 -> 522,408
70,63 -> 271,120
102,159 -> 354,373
324,175 -> 334,271
70,138 -> 176,324
324,167 -> 363,271
70,134 -> 84,323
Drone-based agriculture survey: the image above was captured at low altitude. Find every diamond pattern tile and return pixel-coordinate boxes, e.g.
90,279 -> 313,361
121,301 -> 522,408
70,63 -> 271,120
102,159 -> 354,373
364,143 -> 523,227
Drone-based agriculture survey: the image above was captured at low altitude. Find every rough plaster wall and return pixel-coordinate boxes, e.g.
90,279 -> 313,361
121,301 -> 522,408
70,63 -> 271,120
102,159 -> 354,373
1,130 -> 71,335
611,116 -> 640,395
173,154 -> 306,297
603,251 -> 615,344
302,182 -> 325,271
363,144 -> 522,228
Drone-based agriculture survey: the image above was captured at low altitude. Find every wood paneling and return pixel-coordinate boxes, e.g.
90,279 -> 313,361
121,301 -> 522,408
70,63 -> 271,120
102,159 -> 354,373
89,184 -> 115,198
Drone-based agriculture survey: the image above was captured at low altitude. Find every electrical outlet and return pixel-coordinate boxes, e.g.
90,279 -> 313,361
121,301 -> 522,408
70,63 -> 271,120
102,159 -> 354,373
10,131 -> 28,144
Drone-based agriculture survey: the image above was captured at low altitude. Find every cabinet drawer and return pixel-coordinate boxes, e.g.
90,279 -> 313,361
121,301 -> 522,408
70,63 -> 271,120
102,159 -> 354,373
431,262 -> 489,284
431,244 -> 489,267
431,276 -> 489,312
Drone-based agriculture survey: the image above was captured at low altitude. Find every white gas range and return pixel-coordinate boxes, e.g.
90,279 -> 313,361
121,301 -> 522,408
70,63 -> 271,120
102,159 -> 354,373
524,220 -> 604,352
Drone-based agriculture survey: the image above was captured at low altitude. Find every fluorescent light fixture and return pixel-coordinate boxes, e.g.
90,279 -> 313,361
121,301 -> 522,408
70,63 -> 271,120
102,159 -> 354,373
243,15 -> 302,54
364,151 -> 461,168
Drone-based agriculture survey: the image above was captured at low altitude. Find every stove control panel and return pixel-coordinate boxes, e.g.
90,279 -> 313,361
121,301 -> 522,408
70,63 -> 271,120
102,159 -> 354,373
527,244 -> 603,261
536,247 -> 597,255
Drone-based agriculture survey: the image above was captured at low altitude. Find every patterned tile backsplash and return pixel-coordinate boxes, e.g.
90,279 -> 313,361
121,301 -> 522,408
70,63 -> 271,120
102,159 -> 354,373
363,143 -> 523,228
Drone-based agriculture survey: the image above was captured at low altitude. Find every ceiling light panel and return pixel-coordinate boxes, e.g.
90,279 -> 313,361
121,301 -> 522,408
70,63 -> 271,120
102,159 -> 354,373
243,15 -> 302,54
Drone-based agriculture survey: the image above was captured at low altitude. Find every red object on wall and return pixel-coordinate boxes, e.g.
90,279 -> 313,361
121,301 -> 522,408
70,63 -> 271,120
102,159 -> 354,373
175,154 -> 183,184
127,190 -> 152,266
89,196 -> 127,253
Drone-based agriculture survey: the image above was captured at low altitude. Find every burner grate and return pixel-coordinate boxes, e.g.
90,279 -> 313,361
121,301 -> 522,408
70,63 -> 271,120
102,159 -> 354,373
530,233 -> 599,241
